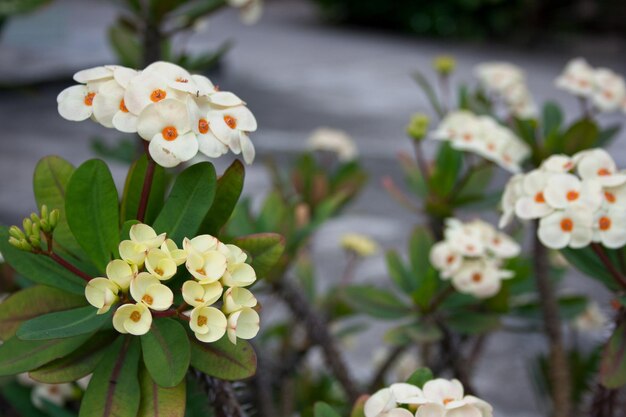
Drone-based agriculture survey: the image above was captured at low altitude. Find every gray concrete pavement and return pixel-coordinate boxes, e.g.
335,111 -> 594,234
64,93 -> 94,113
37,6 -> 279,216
0,1 -> 622,415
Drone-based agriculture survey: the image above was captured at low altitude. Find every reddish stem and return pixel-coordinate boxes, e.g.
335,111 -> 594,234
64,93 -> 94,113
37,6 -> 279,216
136,142 -> 156,223
48,252 -> 92,282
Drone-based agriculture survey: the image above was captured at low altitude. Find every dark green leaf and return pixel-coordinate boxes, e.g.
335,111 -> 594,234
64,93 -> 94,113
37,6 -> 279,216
153,162 -> 216,242
107,22 -> 141,68
561,248 -> 618,291
598,124 -> 621,147
232,233 -> 285,278
343,285 -> 411,320
314,402 -> 342,417
66,159 -> 120,272
141,318 -> 190,388
0,285 -> 84,340
446,312 -> 500,334
120,155 -> 166,225
562,119 -> 599,155
17,306 -> 110,340
406,367 -> 433,388
512,296 -> 588,321
386,250 -> 416,293
429,142 -> 463,197
138,365 -> 186,417
79,337 -> 141,417
601,323 -> 626,388
201,159 -> 245,235
190,337 -> 256,380
542,101 -> 563,138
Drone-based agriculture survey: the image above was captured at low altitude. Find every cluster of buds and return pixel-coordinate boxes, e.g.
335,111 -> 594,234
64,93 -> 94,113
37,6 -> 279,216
430,218 -> 520,298
500,149 -> 626,249
85,223 -> 259,343
8,205 -> 59,252
365,378 -> 493,417
431,110 -> 530,173
474,62 -> 537,119
58,62 -> 257,167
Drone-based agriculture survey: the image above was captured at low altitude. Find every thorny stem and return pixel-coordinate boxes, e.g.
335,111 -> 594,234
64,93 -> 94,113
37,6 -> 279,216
197,372 -> 245,417
590,243 -> 626,289
251,345 -> 278,417
532,221 -> 571,417
136,141 -> 156,223
272,279 -> 360,402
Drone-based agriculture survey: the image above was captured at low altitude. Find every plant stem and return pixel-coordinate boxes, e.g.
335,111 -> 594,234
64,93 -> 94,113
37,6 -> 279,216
533,221 -> 571,417
413,140 -> 431,186
272,279 -> 359,402
48,252 -> 92,282
200,374 -> 245,417
136,150 -> 156,223
590,243 -> 626,289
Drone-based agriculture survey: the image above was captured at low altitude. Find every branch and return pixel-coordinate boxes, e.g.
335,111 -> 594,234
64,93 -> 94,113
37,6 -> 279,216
48,252 -> 92,282
197,373 -> 245,417
272,279 -> 360,402
136,143 -> 156,223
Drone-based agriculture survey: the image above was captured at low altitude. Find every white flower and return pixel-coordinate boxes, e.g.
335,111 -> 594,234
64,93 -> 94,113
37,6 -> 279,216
124,70 -> 184,115
485,229 -> 521,258
182,280 -> 223,307
401,379 -> 493,417
592,207 -> 626,249
474,62 -> 524,93
143,61 -> 200,95
129,273 -> 174,311
92,79 -> 138,133
221,244 -> 256,287
190,305 -> 228,343
307,128 -> 358,161
450,260 -> 506,298
31,382 -> 74,410
112,303 -> 152,335
364,387 -> 413,417
444,219 -> 485,257
574,302 -> 607,331
119,224 -> 167,266
222,287 -> 258,314
429,241 -> 462,279
602,183 -> 626,209
591,68 -> 626,112
226,307 -> 260,344
207,105 -> 258,164
555,58 -> 595,97
515,170 -> 553,219
85,278 -> 119,314
187,97 -> 229,158
228,0 -> 263,24
575,149 -> 626,188
543,173 -> 602,211
541,155 -> 574,173
57,84 -> 100,122
538,206 -> 593,249
499,174 -> 524,228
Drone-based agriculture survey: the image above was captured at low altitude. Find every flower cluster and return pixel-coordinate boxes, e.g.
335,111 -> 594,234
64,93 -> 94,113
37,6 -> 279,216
474,62 -> 537,119
57,62 -> 257,167
430,218 -> 520,298
431,110 -> 530,173
85,224 -> 259,343
556,58 -> 626,113
500,149 -> 626,249
365,378 -> 493,417
17,373 -> 90,410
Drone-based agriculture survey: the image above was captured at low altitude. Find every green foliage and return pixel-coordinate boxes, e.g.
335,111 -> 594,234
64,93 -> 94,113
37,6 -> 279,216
232,233 -> 285,278
314,402 -> 342,417
406,367 -> 434,388
189,337 -> 257,380
600,323 -> 626,388
201,159 -> 245,235
429,142 -> 463,197
141,318 -> 190,388
16,306 -> 111,341
121,155 -> 167,225
343,285 -> 411,319
138,365 -> 186,417
66,159 -> 120,272
0,381 -> 48,417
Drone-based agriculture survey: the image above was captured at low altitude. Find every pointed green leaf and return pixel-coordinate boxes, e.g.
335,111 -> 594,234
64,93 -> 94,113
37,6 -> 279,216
201,159 -> 245,235
232,233 -> 285,278
344,285 -> 411,320
153,162 -> 216,242
562,119 -> 599,155
542,101 -> 563,138
406,367 -> 433,388
79,337 -> 141,417
0,332 -> 92,376
0,285 -> 84,340
314,402 -> 342,417
0,227 -> 87,295
429,142 -> 463,197
17,306 -> 110,340
601,323 -> 626,388
141,318 -> 190,388
120,155 -> 166,225
190,337 -> 256,380
30,331 -> 116,383
138,365 -> 186,417
66,159 -> 120,272
386,250 -> 416,293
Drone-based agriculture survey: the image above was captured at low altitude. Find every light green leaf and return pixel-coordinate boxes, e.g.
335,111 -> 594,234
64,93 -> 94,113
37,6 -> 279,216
386,250 -> 416,293
190,337 -> 257,380
17,306 -> 110,340
406,367 -> 434,388
141,318 -> 190,388
429,142 -> 463,197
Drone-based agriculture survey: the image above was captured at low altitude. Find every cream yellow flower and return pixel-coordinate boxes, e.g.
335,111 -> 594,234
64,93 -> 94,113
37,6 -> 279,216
145,248 -> 178,281
113,303 -> 152,335
85,278 -> 119,314
182,280 -> 223,307
221,244 -> 256,287
129,273 -> 174,311
119,224 -> 166,266
340,233 -> 379,257
105,259 -> 137,291
190,306 -> 227,343
222,287 -> 257,314
226,307 -> 260,344
161,238 -> 187,266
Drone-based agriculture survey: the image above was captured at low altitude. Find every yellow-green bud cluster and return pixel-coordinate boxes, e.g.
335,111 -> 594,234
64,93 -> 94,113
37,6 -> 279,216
406,113 -> 430,141
8,205 -> 59,252
433,55 -> 456,76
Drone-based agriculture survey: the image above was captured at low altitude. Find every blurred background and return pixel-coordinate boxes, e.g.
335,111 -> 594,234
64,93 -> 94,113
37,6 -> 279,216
1,0 -> 626,416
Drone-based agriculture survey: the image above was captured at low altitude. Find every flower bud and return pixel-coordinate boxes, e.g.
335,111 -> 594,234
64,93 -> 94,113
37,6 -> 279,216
9,237 -> 32,252
30,213 -> 40,224
406,113 -> 430,141
49,209 -> 60,229
40,205 -> 49,222
23,218 -> 33,236
9,226 -> 25,240
40,219 -> 51,233
31,222 -> 40,238
433,55 -> 456,76
29,234 -> 41,248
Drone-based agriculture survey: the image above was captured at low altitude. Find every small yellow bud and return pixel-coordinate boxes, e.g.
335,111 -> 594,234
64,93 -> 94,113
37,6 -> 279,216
40,205 -> 49,221
31,222 -> 40,238
29,235 -> 41,248
340,233 -> 378,257
433,55 -> 456,76
23,218 -> 33,236
30,213 -> 40,224
40,219 -> 51,233
9,226 -> 25,240
407,113 -> 430,141
49,209 -> 60,229
9,237 -> 32,252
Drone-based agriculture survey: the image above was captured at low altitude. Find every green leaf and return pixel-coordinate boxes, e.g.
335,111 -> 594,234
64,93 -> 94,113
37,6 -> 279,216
408,227 -> 433,276
66,159 -> 120,272
30,331 -> 115,383
601,323 -> 626,388
512,296 -> 588,321
542,101 -> 563,138
429,142 -> 463,197
343,285 -> 411,320
153,162 -> 216,243
107,22 -> 141,68
446,312 -> 500,334
120,155 -> 166,225
406,367 -> 434,388
0,381 -> 48,417
33,155 -> 83,257
314,402 -> 342,417
0,227 -> 87,295
17,306 -> 110,341
561,248 -> 618,291
79,337 -> 141,417
232,233 -> 285,278
384,322 -> 442,345
0,332 -> 92,376
201,159 -> 245,235
0,285 -> 85,340
598,124 -> 621,147
386,250 -> 416,293
190,337 -> 256,380
138,365 -> 186,417
562,119 -> 599,155
141,318 -> 190,388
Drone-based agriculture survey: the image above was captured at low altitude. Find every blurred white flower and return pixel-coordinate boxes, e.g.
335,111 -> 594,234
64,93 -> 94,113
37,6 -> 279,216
574,302 -> 607,331
228,0 -> 263,24
31,382 -> 74,409
555,58 -> 595,97
308,128 -> 358,161
474,62 -> 536,119
591,68 -> 626,112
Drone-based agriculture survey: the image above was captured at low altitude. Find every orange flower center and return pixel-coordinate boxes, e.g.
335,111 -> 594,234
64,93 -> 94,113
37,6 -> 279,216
196,268 -> 206,276
446,255 -> 455,265
605,191 -> 616,203
150,89 -> 167,102
197,315 -> 208,326
462,133 -> 472,142
599,216 -> 612,231
560,218 -> 574,232
176,77 -> 188,83
224,115 -> 237,129
466,244 -> 475,252
84,92 -> 95,106
142,295 -> 154,305
154,267 -> 164,276
566,190 -> 579,201
198,118 -> 210,134
119,99 -> 129,113
162,126 -> 178,141
598,168 -> 611,176
534,192 -> 545,203
472,273 -> 482,282
130,311 -> 142,322
443,398 -> 454,405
